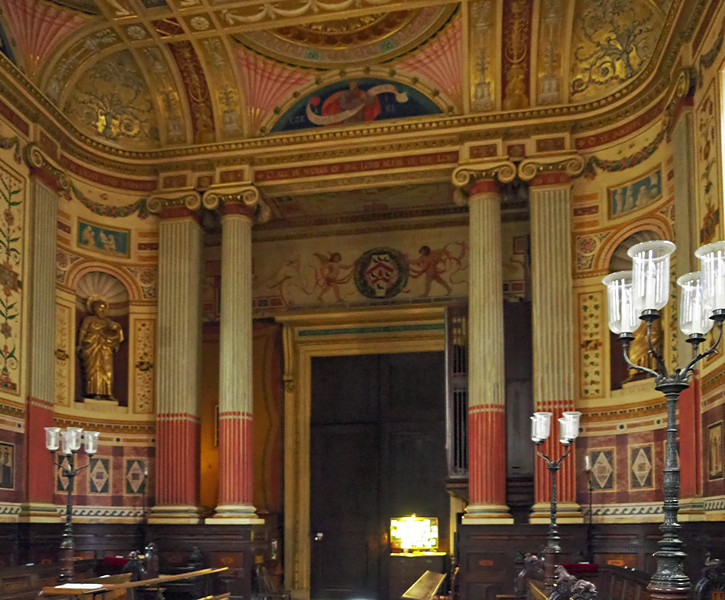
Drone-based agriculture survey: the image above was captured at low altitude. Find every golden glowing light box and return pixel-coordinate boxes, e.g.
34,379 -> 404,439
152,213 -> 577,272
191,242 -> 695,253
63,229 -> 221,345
390,516 -> 438,552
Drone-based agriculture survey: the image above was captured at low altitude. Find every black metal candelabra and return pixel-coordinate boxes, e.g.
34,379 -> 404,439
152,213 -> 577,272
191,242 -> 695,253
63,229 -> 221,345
52,451 -> 90,583
534,440 -> 574,594
45,426 -> 98,584
616,309 -> 725,600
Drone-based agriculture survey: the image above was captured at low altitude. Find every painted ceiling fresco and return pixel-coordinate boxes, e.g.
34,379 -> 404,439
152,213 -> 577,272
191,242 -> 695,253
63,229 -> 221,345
0,0 -> 679,150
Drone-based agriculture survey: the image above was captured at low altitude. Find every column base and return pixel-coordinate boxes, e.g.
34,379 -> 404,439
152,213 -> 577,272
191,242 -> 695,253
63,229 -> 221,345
529,502 -> 583,524
17,502 -> 60,523
462,503 -> 514,524
147,505 -> 207,524
206,504 -> 264,525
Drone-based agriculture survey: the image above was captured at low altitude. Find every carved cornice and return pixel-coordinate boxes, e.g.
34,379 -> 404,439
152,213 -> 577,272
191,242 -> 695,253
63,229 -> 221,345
147,192 -> 203,214
203,185 -> 271,224
451,159 -> 517,189
518,154 -> 586,181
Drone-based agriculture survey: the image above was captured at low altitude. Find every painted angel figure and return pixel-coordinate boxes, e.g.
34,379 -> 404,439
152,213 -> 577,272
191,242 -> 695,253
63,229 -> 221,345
314,252 -> 353,303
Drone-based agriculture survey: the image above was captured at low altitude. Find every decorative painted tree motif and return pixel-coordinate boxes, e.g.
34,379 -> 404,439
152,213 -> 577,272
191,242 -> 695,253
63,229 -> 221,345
0,170 -> 23,392
571,0 -> 654,95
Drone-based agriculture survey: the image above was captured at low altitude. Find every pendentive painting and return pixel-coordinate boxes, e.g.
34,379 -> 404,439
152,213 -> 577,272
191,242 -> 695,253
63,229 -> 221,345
272,78 -> 442,132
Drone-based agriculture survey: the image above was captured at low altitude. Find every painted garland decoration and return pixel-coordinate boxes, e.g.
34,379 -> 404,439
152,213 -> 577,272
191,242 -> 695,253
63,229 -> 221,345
354,247 -> 408,299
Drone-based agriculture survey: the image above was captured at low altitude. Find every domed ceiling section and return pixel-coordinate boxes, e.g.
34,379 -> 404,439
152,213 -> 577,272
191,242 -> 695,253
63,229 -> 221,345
0,0 -> 682,152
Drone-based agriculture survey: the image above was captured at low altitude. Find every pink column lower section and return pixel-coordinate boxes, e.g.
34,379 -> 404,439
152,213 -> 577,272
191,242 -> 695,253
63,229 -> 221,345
469,405 -> 507,507
25,398 -> 55,504
218,412 -> 253,506
156,414 -> 200,506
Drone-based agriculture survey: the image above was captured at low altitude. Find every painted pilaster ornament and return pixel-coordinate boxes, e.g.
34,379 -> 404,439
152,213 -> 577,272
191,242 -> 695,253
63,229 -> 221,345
203,185 -> 271,224
518,154 -> 586,182
147,192 -> 202,214
662,66 -> 697,138
23,143 -> 71,193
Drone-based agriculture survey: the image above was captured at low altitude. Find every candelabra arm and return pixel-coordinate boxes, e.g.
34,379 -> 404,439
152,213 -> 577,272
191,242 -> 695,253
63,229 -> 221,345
646,321 -> 669,377
535,445 -> 553,464
682,320 -> 723,377
621,338 -> 660,379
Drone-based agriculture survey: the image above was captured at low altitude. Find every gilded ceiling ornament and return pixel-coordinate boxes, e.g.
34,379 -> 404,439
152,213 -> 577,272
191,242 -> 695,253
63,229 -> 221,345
571,0 -> 655,96
65,50 -> 159,146
501,0 -> 531,111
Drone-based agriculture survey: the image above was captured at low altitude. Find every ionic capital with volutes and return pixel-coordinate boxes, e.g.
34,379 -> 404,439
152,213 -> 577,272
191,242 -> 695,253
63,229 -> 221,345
23,143 -> 70,194
518,154 -> 585,185
451,159 -> 517,205
147,192 -> 203,219
202,184 -> 270,223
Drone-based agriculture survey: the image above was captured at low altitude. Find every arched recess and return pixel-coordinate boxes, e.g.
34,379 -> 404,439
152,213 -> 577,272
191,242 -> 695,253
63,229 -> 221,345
275,305 -> 446,600
59,260 -> 155,414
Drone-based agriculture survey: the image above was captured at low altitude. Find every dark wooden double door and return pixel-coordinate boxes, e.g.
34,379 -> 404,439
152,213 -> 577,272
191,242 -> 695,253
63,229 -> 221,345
310,352 -> 447,600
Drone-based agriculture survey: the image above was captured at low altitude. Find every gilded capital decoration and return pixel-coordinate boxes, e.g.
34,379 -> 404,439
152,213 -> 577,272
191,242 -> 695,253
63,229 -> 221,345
23,143 -> 70,192
517,154 -> 586,181
203,185 -> 271,224
147,191 -> 203,214
451,159 -> 517,188
451,159 -> 517,206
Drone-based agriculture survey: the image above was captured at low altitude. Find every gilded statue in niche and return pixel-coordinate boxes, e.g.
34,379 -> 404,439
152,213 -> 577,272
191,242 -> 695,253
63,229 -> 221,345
78,295 -> 124,400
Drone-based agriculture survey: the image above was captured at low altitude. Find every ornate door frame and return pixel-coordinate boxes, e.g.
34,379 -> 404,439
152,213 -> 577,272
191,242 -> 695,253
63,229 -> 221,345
276,305 -> 446,599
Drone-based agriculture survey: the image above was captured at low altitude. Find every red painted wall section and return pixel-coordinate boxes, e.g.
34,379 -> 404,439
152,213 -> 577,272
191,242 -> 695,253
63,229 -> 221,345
25,398 -> 54,502
679,375 -> 700,498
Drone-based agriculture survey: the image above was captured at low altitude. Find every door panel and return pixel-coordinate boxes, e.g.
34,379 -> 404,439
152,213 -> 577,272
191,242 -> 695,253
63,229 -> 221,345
310,352 -> 446,600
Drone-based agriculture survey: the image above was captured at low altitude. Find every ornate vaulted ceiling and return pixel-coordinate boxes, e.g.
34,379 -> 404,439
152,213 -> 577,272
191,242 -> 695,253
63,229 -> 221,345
0,0 -> 681,155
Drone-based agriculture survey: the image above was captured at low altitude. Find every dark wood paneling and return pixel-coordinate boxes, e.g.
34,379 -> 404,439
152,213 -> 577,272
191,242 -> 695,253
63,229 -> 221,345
0,523 -> 264,600
457,522 -> 725,600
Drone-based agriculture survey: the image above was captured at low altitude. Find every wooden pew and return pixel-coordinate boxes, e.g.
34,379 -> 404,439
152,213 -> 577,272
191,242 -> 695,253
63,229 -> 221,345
39,566 -> 230,600
0,560 -> 96,600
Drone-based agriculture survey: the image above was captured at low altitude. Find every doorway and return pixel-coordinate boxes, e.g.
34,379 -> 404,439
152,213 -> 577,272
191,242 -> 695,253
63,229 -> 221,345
310,352 -> 447,600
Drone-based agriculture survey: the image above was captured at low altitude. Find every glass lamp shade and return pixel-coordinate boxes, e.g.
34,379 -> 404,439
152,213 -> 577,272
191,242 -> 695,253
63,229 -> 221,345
60,430 -> 72,455
44,427 -> 60,452
84,431 -> 99,456
628,240 -> 676,314
695,241 -> 725,312
531,412 -> 552,443
677,272 -> 713,336
561,411 -> 581,442
67,427 -> 83,452
602,271 -> 640,334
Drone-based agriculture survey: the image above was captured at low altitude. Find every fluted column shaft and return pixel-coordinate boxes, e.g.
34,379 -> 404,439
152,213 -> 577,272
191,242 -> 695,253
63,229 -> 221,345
210,201 -> 259,521
529,172 -> 580,520
22,178 -> 58,519
464,179 -> 512,522
152,205 -> 203,522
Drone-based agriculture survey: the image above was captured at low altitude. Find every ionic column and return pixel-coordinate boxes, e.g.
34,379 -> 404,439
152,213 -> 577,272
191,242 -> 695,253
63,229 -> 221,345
147,193 -> 204,523
20,145 -> 64,521
453,161 -> 515,523
519,156 -> 585,523
204,186 -> 268,524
